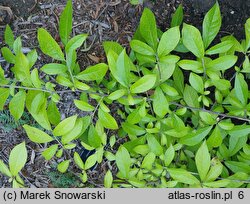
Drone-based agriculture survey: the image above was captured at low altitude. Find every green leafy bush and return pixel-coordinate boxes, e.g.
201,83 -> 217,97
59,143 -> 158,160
1,1 -> 250,188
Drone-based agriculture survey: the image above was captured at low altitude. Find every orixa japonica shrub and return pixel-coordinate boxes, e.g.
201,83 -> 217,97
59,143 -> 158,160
0,1 -> 250,188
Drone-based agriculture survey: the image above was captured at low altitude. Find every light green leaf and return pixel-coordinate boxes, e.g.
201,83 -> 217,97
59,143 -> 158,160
153,87 -> 169,118
205,40 -> 234,55
76,63 -> 108,81
85,154 -> 97,170
182,23 -> 204,58
147,134 -> 163,156
62,118 -> 84,144
204,180 -> 230,188
189,73 -> 204,94
183,85 -> 200,108
47,100 -> 61,125
140,8 -> 158,50
4,25 -> 14,48
53,115 -> 77,136
9,90 -> 26,120
41,63 -> 67,75
65,34 -> 87,53
141,152 -> 155,170
206,55 -> 237,71
42,144 -> 58,160
130,74 -> 156,93
195,141 -> 210,181
116,146 -> 131,179
108,89 -> 126,100
88,125 -> 102,148
171,4 -> 183,27
245,18 -> 250,50
38,28 -> 65,61
31,68 -> 42,88
178,60 -> 203,73
9,142 -> 27,176
0,88 -> 10,110
23,125 -> 54,143
74,99 -> 94,112
0,160 -> 12,177
225,161 -> 250,174
164,145 -> 175,166
130,40 -> 155,56
98,108 -> 118,129
168,168 -> 200,185
180,126 -> 213,146
205,158 -> 223,182
115,49 -> 132,87
59,0 -> 73,45
202,2 -> 221,49
104,170 -> 113,188
57,160 -> 70,173
235,73 -> 248,105
103,41 -> 123,55
207,125 -> 222,148
1,47 -> 15,63
157,26 -> 180,57
74,152 -> 84,170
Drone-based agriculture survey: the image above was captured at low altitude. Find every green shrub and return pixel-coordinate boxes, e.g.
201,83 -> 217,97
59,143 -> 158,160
0,1 -> 250,188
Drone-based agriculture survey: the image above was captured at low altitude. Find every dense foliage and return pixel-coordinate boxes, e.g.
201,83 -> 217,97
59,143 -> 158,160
0,1 -> 250,188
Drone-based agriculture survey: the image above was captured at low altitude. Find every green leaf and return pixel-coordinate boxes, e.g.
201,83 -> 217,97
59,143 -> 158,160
141,152 -> 156,171
57,160 -> 70,173
178,60 -> 203,73
204,180 -> 230,188
104,170 -> 113,188
140,8 -> 158,50
153,87 -> 169,118
31,68 -> 42,88
9,142 -> 27,176
195,141 -> 210,181
206,55 -> 237,71
130,74 -> 156,93
206,40 -> 234,55
42,144 -> 58,160
85,154 -> 97,170
225,161 -> 250,174
207,125 -> 222,148
88,125 -> 102,148
245,18 -> 250,50
189,73 -> 204,94
47,100 -> 61,125
65,34 -> 87,53
116,146 -> 131,179
235,73 -> 248,105
9,90 -> 26,120
1,47 -> 15,63
147,134 -> 163,156
183,85 -> 200,108
182,23 -> 204,58
171,4 -> 183,27
4,25 -> 15,48
157,26 -> 180,57
62,118 -> 84,144
115,50 -> 132,87
103,41 -> 123,55
130,40 -> 155,56
168,168 -> 200,185
164,145 -> 175,166
41,63 -> 67,75
180,126 -> 213,146
98,108 -> 118,130
53,115 -> 77,136
38,28 -> 65,61
108,89 -> 126,100
13,37 -> 22,55
202,2 -> 221,49
59,0 -> 73,45
74,99 -> 95,112
76,63 -> 108,81
228,124 -> 250,137
23,125 -> 54,143
205,158 -> 223,182
0,160 -> 12,177
74,152 -> 84,169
